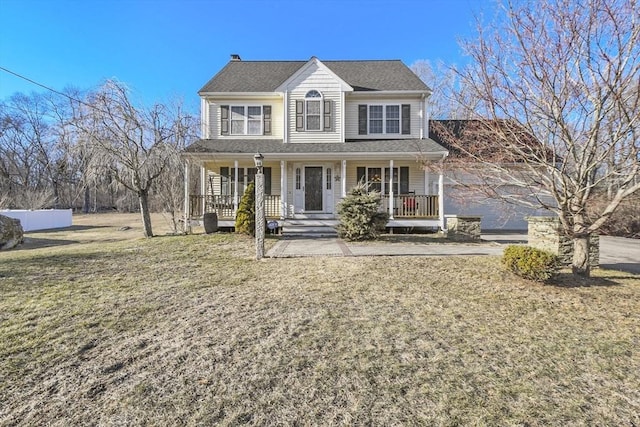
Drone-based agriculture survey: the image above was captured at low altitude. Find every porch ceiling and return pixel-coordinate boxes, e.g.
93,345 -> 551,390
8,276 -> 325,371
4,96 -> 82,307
184,138 -> 448,160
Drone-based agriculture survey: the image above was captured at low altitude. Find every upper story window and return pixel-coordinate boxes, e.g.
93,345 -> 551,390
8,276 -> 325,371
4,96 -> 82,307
296,91 -> 332,132
358,104 -> 411,135
305,90 -> 322,131
220,105 -> 272,136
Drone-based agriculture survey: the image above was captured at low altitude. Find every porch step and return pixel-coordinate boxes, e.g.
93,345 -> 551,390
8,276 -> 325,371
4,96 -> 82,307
282,220 -> 338,237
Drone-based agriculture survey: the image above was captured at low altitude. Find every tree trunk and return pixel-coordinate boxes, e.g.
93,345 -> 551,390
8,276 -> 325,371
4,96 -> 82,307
572,235 -> 590,277
138,190 -> 153,237
83,186 -> 90,214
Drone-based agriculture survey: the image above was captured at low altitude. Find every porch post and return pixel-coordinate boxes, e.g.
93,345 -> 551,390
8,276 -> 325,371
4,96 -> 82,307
388,159 -> 394,219
200,165 -> 206,216
183,160 -> 191,233
425,167 -> 430,195
280,160 -> 286,219
438,159 -> 445,230
341,159 -> 347,197
233,160 -> 239,213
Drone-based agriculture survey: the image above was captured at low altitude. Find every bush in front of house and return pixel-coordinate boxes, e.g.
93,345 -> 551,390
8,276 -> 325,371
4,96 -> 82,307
502,245 -> 560,282
337,181 -> 389,241
235,182 -> 255,235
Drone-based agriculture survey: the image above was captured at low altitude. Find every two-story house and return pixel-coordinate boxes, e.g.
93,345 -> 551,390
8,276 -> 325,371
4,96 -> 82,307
183,55 -> 449,232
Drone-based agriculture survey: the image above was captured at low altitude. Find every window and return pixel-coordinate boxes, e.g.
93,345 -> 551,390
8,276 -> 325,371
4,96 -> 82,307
326,168 -> 332,190
221,105 -> 267,135
369,105 -> 400,134
357,166 -> 409,194
369,106 -> 383,134
385,105 -> 400,134
220,166 -> 272,195
296,91 -> 332,132
305,90 -> 322,131
358,104 -> 411,135
295,168 -> 301,190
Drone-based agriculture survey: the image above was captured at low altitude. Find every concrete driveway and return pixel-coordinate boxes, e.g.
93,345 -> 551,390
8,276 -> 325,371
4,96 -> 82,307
599,236 -> 640,274
267,233 -> 640,275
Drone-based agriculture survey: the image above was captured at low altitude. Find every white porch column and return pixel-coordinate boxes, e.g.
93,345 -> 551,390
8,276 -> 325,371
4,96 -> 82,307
388,159 -> 394,219
438,159 -> 445,230
341,159 -> 347,197
183,160 -> 190,232
200,165 -> 207,216
280,160 -> 286,219
233,160 -> 239,213
425,167 -> 430,195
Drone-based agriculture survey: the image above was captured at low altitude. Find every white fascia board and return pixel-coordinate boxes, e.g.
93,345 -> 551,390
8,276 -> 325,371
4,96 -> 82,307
275,57 -> 353,92
199,92 -> 283,98
185,151 -> 448,161
347,90 -> 430,98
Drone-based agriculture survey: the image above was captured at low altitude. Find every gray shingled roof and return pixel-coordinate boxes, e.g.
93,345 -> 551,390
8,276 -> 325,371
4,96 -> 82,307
184,138 -> 447,157
199,60 -> 430,93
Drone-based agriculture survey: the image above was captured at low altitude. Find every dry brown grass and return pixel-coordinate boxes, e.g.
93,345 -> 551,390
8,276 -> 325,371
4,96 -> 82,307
1,213 -> 639,426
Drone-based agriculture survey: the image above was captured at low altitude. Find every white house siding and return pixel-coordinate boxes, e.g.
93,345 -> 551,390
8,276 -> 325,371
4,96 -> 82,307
286,63 -> 343,143
205,96 -> 283,139
344,96 -> 423,140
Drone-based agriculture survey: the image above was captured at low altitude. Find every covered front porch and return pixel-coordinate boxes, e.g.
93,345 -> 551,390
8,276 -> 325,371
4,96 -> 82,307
184,157 -> 446,232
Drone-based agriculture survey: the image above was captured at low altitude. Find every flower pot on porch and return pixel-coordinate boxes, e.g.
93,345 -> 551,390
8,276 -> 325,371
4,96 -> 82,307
203,212 -> 218,234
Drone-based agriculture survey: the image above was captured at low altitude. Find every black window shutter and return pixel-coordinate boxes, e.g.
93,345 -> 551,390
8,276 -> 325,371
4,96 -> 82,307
263,105 -> 272,135
323,100 -> 332,131
296,100 -> 304,131
401,104 -> 411,134
357,167 -> 366,184
220,105 -> 229,135
400,167 -> 410,194
358,105 -> 368,135
264,167 -> 272,195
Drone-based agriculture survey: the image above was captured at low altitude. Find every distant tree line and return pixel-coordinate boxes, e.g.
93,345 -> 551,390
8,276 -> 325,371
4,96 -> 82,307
0,80 -> 199,236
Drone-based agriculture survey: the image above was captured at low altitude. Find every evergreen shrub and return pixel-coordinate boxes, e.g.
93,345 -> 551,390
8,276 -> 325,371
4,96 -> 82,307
502,245 -> 560,282
336,182 -> 389,241
235,182 -> 255,235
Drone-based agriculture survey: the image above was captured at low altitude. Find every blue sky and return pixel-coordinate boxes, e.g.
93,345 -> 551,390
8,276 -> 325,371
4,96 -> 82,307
0,0 -> 494,111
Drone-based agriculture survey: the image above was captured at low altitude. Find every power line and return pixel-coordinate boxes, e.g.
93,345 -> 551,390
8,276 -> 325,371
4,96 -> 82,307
0,65 -> 112,121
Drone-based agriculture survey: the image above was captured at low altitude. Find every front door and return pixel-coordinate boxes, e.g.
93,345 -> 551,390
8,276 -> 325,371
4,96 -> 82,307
304,166 -> 323,211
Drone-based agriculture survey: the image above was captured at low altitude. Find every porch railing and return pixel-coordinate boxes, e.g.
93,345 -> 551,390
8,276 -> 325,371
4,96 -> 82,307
381,194 -> 439,218
189,195 -> 281,219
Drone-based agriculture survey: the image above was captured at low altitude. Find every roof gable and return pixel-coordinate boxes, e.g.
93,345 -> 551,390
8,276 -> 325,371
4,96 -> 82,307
199,58 -> 431,94
275,57 -> 353,92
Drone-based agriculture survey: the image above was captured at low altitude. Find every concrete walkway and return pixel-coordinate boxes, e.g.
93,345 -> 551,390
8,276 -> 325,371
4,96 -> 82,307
267,233 -> 525,259
266,233 -> 640,274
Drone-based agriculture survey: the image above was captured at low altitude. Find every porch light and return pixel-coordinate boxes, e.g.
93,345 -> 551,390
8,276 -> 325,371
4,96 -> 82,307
253,152 -> 264,171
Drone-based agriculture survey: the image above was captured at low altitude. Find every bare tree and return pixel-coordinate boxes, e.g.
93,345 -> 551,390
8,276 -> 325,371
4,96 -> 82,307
447,0 -> 639,276
76,80 -> 195,237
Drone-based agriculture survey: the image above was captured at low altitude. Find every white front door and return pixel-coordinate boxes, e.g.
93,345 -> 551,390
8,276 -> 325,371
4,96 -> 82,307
293,163 -> 334,214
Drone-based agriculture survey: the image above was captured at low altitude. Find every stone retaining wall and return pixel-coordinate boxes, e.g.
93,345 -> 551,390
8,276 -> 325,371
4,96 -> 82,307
446,215 -> 482,241
527,216 -> 599,268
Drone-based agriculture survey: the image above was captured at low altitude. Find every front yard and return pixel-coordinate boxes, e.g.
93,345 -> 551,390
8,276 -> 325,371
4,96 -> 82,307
1,214 -> 638,426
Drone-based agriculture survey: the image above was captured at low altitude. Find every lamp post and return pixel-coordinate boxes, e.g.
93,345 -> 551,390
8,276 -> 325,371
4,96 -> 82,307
254,152 -> 265,260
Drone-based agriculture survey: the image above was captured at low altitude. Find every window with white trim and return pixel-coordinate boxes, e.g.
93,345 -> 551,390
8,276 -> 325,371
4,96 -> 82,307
305,90 -> 322,131
229,106 -> 263,135
357,166 -> 410,194
358,104 -> 410,135
369,105 -> 400,134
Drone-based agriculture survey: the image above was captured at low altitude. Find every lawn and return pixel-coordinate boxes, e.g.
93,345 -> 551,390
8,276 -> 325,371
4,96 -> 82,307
1,214 -> 639,426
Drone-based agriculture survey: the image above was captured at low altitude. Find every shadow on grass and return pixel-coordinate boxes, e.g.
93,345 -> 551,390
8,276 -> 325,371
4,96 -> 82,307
13,237 -> 80,251
549,272 -> 622,288
26,225 -> 111,234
